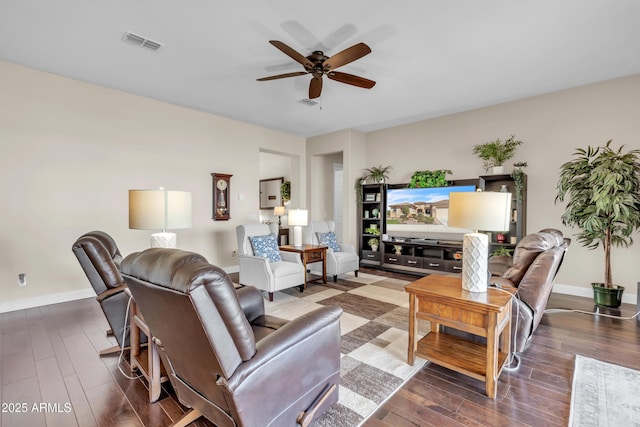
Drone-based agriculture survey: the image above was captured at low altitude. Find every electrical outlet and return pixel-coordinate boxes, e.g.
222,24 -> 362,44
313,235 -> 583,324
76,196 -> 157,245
231,250 -> 237,258
18,273 -> 26,287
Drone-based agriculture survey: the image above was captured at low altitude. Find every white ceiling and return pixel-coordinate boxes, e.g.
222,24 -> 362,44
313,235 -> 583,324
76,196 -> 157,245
1,0 -> 639,137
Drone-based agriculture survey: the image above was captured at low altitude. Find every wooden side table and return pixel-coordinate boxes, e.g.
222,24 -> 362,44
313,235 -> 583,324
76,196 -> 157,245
405,275 -> 513,399
279,244 -> 327,288
126,289 -> 169,402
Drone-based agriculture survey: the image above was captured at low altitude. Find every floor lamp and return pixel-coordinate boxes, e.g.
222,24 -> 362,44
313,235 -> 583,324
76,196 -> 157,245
288,209 -> 308,247
448,191 -> 512,293
129,189 -> 192,248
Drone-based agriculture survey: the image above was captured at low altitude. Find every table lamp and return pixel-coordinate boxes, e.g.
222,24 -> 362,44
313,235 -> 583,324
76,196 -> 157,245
273,206 -> 286,227
448,191 -> 511,292
288,209 -> 308,247
129,189 -> 192,248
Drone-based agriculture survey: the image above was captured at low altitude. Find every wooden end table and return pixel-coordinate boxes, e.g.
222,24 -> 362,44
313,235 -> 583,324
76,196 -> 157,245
279,244 -> 327,288
405,275 -> 513,399
125,288 -> 168,402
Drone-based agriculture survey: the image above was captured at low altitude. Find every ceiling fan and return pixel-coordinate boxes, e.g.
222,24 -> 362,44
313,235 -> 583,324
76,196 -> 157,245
257,40 -> 376,99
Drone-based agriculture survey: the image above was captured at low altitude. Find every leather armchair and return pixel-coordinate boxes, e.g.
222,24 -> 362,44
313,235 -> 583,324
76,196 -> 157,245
72,231 -> 144,355
121,248 -> 342,427
236,223 -> 305,301
303,221 -> 359,282
490,229 -> 571,352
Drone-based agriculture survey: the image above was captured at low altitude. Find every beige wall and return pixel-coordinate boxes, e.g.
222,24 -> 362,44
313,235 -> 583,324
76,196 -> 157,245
3,58 -> 639,310
307,129 -> 367,248
364,74 -> 640,299
0,61 -> 305,310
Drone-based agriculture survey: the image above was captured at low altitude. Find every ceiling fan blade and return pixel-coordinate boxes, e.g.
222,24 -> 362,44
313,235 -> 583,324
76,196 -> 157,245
257,71 -> 308,81
269,40 -> 313,70
309,76 -> 323,99
322,42 -> 371,71
327,71 -> 376,89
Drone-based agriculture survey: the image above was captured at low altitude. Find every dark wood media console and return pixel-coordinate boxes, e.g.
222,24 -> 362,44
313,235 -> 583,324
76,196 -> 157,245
380,238 -> 463,275
357,174 -> 527,277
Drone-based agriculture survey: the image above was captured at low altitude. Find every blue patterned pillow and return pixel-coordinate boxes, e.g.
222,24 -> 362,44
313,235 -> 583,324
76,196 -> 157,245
249,234 -> 282,262
316,231 -> 340,252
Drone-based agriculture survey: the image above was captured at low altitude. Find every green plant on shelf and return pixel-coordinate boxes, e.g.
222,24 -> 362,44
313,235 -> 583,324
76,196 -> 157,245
364,227 -> 381,236
473,135 -> 523,171
408,169 -> 452,188
491,247 -> 513,257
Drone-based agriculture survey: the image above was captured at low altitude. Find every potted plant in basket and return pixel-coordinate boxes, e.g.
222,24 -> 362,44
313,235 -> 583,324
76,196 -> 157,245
473,135 -> 523,174
556,140 -> 640,307
365,227 -> 381,252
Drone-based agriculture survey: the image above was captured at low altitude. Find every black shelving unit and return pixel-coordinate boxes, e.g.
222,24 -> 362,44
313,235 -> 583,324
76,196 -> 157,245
358,183 -> 385,267
479,173 -> 527,253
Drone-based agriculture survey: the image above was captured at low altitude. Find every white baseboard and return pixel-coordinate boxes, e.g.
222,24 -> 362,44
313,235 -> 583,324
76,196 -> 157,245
1,266 -> 240,314
0,288 -> 96,314
553,283 -> 637,305
2,278 -> 633,314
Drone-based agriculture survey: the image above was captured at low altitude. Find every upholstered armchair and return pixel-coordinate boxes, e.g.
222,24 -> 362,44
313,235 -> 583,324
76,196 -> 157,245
121,248 -> 342,427
72,231 -> 145,355
236,223 -> 305,301
303,221 -> 359,282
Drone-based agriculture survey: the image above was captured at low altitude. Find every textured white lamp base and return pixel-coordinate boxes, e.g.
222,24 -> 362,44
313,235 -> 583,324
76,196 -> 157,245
292,226 -> 303,247
151,232 -> 177,248
462,233 -> 488,293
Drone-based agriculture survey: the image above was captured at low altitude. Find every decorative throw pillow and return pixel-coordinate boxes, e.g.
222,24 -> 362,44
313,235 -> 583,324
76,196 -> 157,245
249,235 -> 282,262
316,231 -> 340,252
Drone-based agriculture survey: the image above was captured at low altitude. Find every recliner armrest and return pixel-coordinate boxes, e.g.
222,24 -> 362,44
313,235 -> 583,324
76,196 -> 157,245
236,286 -> 265,323
279,251 -> 303,264
96,283 -> 127,303
223,305 -> 342,390
339,243 -> 356,254
238,255 -> 274,280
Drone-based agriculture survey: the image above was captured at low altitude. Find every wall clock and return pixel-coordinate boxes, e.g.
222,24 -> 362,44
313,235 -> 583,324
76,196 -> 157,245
212,173 -> 232,220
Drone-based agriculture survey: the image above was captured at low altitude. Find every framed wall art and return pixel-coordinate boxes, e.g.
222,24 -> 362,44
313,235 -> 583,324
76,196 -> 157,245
259,177 -> 284,209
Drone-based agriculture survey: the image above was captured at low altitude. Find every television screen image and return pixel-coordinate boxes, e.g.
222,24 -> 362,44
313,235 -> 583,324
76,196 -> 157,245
385,185 -> 476,238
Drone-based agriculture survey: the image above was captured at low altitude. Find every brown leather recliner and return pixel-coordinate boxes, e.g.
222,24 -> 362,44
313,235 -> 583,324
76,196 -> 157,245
490,228 -> 571,352
72,231 -> 144,355
120,248 -> 342,427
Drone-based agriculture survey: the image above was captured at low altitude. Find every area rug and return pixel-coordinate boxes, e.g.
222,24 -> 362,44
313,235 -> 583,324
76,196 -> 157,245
263,271 -> 427,427
568,355 -> 640,427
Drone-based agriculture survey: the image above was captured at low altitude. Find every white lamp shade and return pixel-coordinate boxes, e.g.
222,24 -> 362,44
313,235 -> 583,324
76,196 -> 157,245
448,191 -> 511,232
273,206 -> 286,216
288,209 -> 308,226
448,191 -> 511,293
129,190 -> 192,230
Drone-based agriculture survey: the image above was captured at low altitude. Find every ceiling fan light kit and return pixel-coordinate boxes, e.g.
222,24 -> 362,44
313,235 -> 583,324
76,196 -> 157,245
258,40 -> 376,99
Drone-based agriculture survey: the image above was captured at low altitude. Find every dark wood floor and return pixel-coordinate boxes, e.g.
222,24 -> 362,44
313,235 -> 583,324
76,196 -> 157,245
1,268 -> 639,427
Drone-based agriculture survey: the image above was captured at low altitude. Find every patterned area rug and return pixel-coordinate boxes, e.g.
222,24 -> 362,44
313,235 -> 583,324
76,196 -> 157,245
569,355 -> 640,427
264,271 -> 427,427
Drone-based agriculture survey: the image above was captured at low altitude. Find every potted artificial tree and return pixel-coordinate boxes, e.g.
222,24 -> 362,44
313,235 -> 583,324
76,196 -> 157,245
473,135 -> 523,174
556,141 -> 640,307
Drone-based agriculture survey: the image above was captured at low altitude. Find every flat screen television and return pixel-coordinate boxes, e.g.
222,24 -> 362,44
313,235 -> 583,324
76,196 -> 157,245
385,185 -> 477,240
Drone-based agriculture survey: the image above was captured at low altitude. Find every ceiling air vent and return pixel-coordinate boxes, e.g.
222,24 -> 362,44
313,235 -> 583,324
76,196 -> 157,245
298,98 -> 319,106
122,31 -> 163,51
